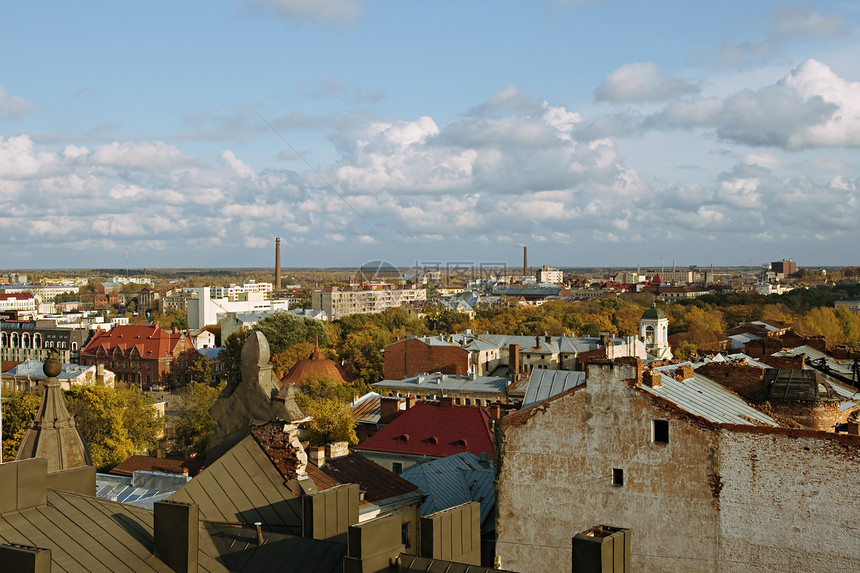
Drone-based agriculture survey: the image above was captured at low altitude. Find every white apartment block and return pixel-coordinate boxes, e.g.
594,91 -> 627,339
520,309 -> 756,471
536,266 -> 564,284
210,281 -> 273,301
313,284 -> 427,320
186,287 -> 289,329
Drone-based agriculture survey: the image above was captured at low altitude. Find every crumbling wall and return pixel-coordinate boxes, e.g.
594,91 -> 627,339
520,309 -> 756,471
695,362 -> 765,399
718,427 -> 860,572
496,362 -> 721,573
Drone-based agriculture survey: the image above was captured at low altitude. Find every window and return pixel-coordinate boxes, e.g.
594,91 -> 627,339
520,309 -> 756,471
653,420 -> 669,444
612,468 -> 624,487
401,523 -> 410,548
392,462 -> 403,475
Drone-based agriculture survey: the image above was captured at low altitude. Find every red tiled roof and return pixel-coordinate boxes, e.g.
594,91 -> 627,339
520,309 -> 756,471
80,324 -> 191,359
355,402 -> 494,460
280,340 -> 352,386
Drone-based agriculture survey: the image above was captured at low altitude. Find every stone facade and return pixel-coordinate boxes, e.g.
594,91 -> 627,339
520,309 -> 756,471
495,360 -> 860,572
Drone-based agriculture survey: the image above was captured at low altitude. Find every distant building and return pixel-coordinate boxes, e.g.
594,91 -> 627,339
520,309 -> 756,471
0,318 -> 90,365
536,265 -> 563,284
313,284 -> 427,320
771,259 -> 797,276
79,324 -> 197,389
2,359 -> 115,392
186,286 -> 289,329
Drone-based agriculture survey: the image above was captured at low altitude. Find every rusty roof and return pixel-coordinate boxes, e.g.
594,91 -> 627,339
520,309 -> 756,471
316,454 -> 420,503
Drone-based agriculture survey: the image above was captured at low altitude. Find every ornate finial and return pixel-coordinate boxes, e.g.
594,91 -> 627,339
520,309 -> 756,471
43,349 -> 62,378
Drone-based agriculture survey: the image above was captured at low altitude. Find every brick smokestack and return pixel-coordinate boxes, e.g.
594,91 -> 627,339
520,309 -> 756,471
275,237 -> 281,290
509,344 -> 520,382
523,245 -> 528,277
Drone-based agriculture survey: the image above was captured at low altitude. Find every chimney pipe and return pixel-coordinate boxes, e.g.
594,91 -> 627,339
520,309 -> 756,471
275,237 -> 281,290
255,522 -> 264,546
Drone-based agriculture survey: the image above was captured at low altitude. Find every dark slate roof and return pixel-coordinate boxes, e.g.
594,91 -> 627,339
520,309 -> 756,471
170,435 -> 307,531
316,454 -> 420,503
400,453 -> 495,527
355,403 -> 494,461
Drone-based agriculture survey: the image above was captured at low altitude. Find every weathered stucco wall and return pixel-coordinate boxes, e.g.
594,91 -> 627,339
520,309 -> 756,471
496,362 -> 722,573
718,428 -> 860,572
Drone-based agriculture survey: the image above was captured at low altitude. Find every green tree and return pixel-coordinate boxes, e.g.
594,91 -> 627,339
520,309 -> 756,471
65,385 -> 136,471
296,376 -> 357,446
153,307 -> 188,330
254,312 -> 329,356
173,380 -> 224,459
219,329 -> 249,384
116,385 -> 164,454
795,307 -> 845,344
1,391 -> 42,460
189,354 -> 215,386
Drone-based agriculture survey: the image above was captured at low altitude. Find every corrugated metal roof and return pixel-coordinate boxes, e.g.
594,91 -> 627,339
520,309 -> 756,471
645,365 -> 778,426
775,345 -> 855,378
522,369 -> 586,408
373,374 -> 509,396
401,452 -> 495,528
352,391 -> 404,424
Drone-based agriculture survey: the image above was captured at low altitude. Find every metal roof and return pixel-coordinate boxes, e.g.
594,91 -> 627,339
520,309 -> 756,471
400,452 -> 495,528
96,471 -> 190,509
774,345 -> 855,379
373,373 -> 509,396
522,369 -> 586,409
645,364 -> 779,426
3,359 -> 97,380
352,391 -> 404,424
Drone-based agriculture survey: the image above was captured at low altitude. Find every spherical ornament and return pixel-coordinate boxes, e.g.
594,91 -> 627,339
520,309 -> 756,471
43,351 -> 62,378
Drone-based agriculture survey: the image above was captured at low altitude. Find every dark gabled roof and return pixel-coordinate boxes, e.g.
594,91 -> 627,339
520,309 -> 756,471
0,486 -> 345,573
170,435 -> 307,530
355,403 -> 494,461
316,454 -> 420,503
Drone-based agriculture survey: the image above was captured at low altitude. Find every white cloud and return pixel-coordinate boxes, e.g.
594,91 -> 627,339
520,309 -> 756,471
90,141 -> 191,171
595,62 -> 700,103
0,86 -> 35,119
261,0 -> 363,25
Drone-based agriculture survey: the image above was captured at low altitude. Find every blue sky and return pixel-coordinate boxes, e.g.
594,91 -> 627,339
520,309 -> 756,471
2,1 -> 859,271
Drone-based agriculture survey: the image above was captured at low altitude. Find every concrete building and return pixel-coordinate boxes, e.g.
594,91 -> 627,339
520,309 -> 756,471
373,372 -> 510,406
536,266 -> 564,284
0,292 -> 37,319
186,286 -> 290,329
771,259 -> 797,276
0,318 -> 91,365
496,358 -> 860,572
313,284 -> 427,320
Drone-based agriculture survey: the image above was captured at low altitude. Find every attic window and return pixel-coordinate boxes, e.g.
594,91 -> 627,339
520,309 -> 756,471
428,437 -> 438,444
397,434 -> 409,442
652,420 -> 669,444
455,439 -> 468,447
612,468 -> 624,487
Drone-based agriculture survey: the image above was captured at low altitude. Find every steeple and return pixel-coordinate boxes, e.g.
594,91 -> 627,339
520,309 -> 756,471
15,350 -> 92,472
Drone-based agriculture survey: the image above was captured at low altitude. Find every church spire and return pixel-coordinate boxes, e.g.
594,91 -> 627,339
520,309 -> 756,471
15,350 -> 92,472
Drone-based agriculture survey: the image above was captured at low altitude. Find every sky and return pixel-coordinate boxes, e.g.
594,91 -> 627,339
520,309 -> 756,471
1,1 -> 859,271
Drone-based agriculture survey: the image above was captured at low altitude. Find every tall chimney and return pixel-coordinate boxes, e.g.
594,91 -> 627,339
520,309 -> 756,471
523,245 -> 528,277
275,237 -> 281,290
509,344 -> 520,383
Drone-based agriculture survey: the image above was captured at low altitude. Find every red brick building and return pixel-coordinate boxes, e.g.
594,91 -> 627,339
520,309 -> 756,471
80,324 -> 197,389
383,337 -> 469,380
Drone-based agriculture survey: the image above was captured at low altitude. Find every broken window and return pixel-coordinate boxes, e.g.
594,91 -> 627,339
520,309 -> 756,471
653,419 -> 669,444
612,468 -> 624,486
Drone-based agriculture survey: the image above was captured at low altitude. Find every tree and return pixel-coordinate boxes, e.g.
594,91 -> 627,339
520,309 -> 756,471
65,385 -> 136,471
1,391 -> 41,460
296,376 -> 357,446
795,307 -> 845,344
219,329 -> 248,384
116,385 -> 164,454
254,312 -> 329,356
271,341 -> 316,378
153,307 -> 188,330
173,380 -> 223,459
189,354 -> 215,386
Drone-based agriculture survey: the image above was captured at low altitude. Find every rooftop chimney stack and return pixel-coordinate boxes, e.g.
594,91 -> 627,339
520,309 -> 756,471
154,500 -> 199,573
275,238 -> 281,289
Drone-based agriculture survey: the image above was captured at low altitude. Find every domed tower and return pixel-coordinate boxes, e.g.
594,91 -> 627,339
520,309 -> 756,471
639,305 -> 672,361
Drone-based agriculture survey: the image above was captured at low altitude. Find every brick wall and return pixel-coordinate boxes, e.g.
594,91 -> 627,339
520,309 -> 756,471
383,338 -> 469,380
695,362 -> 765,399
768,400 -> 841,432
758,354 -> 805,370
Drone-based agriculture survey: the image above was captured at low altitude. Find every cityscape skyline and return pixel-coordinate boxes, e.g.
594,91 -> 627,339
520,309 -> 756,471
2,1 -> 859,269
